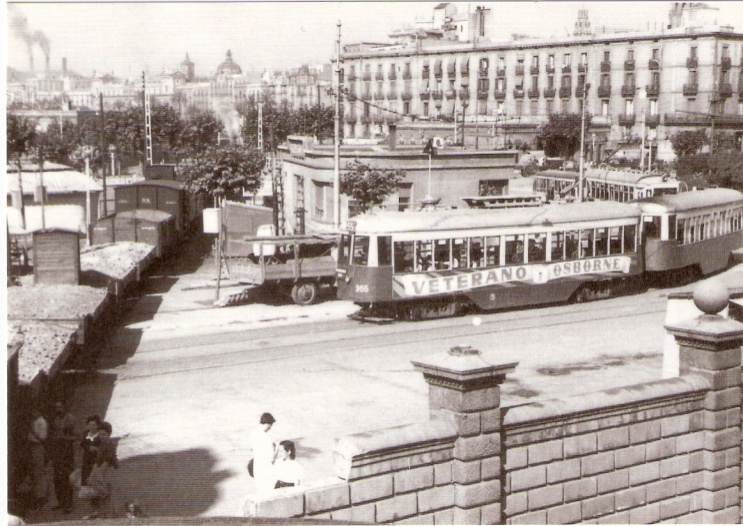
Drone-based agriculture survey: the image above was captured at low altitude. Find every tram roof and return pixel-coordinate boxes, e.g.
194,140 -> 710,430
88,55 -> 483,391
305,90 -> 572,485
634,188 -> 743,213
346,201 -> 640,234
538,168 -> 673,186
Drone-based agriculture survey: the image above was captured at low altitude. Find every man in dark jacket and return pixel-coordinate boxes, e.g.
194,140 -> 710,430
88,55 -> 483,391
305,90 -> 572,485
50,402 -> 76,514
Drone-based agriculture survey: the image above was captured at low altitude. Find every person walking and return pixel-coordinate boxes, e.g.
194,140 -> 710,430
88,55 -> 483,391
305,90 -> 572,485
249,412 -> 278,496
49,402 -> 76,514
27,408 -> 48,509
80,416 -> 101,486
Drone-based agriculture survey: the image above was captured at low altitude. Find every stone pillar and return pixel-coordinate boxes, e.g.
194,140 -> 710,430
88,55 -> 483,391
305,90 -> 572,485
412,345 -> 517,525
666,279 -> 743,524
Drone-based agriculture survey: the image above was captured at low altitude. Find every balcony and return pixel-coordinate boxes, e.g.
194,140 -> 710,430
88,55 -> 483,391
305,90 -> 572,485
478,69 -> 489,78
434,68 -> 443,79
559,86 -> 572,99
344,113 -> 356,123
513,88 -> 525,99
530,65 -> 540,75
721,56 -> 732,70
360,92 -> 372,101
597,85 -> 611,98
575,84 -> 587,98
445,89 -> 456,100
515,65 -> 525,76
719,83 -> 733,98
646,84 -> 660,97
458,89 -> 470,100
432,90 -> 443,100
578,63 -> 586,73
419,90 -> 431,99
591,115 -> 612,127
362,72 -> 372,81
360,115 -> 371,124
422,69 -> 430,80
621,84 -> 637,97
447,65 -> 456,79
389,71 -> 397,81
683,83 -> 698,96
494,89 -> 506,100
375,72 -> 384,81
372,114 -> 385,124
478,89 -> 490,100
460,67 -> 470,78
386,90 -> 397,100
664,113 -> 743,126
546,65 -> 556,74
562,65 -> 572,73
648,59 -> 660,70
686,56 -> 698,69
618,113 -> 636,126
543,87 -> 556,98
402,70 -> 412,80
401,91 -> 412,101
624,60 -> 635,71
528,88 -> 540,99
645,114 -> 660,126
600,61 -> 611,72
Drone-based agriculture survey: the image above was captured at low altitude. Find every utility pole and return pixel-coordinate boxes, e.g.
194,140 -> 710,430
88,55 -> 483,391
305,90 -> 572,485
578,79 -> 590,202
99,93 -> 108,217
333,20 -> 342,231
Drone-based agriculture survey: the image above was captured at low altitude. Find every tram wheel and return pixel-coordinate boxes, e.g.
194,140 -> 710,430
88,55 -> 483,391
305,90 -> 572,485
574,286 -> 592,304
291,281 -> 318,306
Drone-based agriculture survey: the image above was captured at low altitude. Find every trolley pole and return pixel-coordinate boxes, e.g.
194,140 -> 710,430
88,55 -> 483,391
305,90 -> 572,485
333,20 -> 342,231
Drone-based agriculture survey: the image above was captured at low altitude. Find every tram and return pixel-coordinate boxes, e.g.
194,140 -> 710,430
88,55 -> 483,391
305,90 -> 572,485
337,188 -> 743,320
534,166 -> 681,202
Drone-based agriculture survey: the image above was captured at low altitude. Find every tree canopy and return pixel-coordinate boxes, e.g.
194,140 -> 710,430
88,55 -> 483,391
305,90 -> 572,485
340,160 -> 406,214
536,113 -> 591,159
671,129 -> 708,158
180,145 -> 266,201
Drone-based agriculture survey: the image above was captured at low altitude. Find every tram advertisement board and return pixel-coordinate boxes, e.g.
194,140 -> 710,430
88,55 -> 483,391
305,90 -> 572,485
392,256 -> 632,297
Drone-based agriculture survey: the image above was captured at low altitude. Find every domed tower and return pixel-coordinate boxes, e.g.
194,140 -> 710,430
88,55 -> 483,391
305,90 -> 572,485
180,53 -> 195,82
216,50 -> 243,77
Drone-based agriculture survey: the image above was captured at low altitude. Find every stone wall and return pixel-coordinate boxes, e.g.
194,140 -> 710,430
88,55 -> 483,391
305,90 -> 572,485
250,291 -> 743,524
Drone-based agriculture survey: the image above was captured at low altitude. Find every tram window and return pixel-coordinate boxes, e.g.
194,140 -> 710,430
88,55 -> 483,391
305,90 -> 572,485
434,239 -> 452,270
416,240 -> 434,271
394,241 -> 414,273
453,238 -> 467,268
470,237 -> 485,267
609,227 -> 622,254
644,216 -> 661,238
552,231 -> 565,261
527,233 -> 547,263
378,236 -> 392,266
505,234 -> 525,264
353,236 -> 370,265
733,208 -> 742,231
595,228 -> 609,256
485,236 -> 501,266
624,224 -> 637,252
339,234 -> 352,264
565,230 -> 580,259
676,218 -> 685,243
698,216 -> 706,241
579,229 -> 594,258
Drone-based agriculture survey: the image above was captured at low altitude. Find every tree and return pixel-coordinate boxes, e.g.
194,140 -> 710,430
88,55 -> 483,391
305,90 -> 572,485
671,129 -> 708,158
7,114 -> 37,164
176,108 -> 224,156
340,160 -> 406,214
536,113 -> 591,159
180,145 -> 265,201
707,151 -> 743,191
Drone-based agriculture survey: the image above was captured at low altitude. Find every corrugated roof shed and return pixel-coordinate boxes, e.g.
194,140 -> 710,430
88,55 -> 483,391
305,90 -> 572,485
6,170 -> 102,195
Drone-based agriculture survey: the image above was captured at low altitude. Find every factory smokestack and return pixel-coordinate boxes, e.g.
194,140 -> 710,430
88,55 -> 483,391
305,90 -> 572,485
10,6 -> 51,73
63,57 -> 67,74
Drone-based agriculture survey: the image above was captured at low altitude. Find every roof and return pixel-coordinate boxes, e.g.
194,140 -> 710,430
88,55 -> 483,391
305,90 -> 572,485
7,205 -> 87,235
6,170 -> 102,195
6,161 -> 73,172
347,201 -> 641,235
538,168 -> 676,186
117,209 -> 174,222
121,179 -> 186,190
634,188 -> 743,213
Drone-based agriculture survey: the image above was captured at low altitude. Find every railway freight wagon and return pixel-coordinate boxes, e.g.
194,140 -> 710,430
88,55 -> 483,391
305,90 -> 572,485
90,210 -> 176,258
114,179 -> 203,235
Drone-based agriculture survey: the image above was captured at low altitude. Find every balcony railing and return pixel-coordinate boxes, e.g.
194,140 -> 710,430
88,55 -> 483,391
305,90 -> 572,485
445,89 -> 456,100
360,92 -> 372,101
434,68 -> 443,79
494,89 -> 506,100
513,88 -> 525,99
624,60 -> 635,71
683,83 -> 698,96
346,92 -> 357,102
721,56 -> 732,70
646,84 -> 660,97
375,72 -> 384,81
645,114 -> 660,126
386,90 -> 397,100
496,68 -> 506,78
600,61 -> 611,72
401,91 -> 412,101
562,65 -> 572,73
420,90 -> 431,99
686,57 -> 698,69
460,68 -> 470,77
591,115 -> 612,126
575,84 -> 586,98
621,84 -> 637,97
362,72 -> 372,81
360,115 -> 371,124
432,90 -> 443,100
597,85 -> 611,98
665,113 -> 743,126
543,87 -> 556,98
402,70 -> 412,80
447,65 -> 456,79
479,69 -> 489,78
389,71 -> 397,80
578,63 -> 586,73
422,70 -> 430,80
478,89 -> 490,100
372,114 -> 385,124
618,114 -> 636,126
515,65 -> 525,76
458,89 -> 470,99
546,65 -> 556,74
530,65 -> 540,75
719,83 -> 733,97
648,59 -> 660,70
559,86 -> 572,99
528,88 -> 540,99
344,113 -> 356,123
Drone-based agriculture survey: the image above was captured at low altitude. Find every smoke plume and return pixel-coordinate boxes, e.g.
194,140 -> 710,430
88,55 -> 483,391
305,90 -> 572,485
10,6 -> 51,71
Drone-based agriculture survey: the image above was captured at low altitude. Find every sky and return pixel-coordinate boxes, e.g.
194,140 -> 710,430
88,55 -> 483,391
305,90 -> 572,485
6,1 -> 743,80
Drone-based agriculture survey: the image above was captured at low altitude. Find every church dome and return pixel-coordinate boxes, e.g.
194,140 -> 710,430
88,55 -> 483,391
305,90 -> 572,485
216,50 -> 242,76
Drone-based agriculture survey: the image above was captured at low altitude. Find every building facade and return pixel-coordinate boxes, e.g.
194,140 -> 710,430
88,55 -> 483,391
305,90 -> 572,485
340,3 -> 743,162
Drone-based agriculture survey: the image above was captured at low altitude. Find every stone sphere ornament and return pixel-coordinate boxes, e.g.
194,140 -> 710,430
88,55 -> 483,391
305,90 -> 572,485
693,278 -> 729,315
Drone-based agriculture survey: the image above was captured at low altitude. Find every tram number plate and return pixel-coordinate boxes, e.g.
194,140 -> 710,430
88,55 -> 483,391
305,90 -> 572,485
355,284 -> 370,293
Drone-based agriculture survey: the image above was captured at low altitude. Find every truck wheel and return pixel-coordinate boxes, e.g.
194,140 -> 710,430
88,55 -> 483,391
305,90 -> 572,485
292,281 -> 318,306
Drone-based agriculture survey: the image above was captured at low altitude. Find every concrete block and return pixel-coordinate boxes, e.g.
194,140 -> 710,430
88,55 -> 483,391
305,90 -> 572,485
417,485 -> 454,514
581,494 -> 615,520
646,437 -> 676,461
255,491 -> 305,518
349,502 -> 376,524
527,439 -> 563,465
661,413 -> 691,437
509,510 -> 546,525
703,427 -> 740,451
546,502 -> 582,524
675,431 -> 704,453
445,410 -> 481,437
726,406 -> 741,426
598,427 -> 629,450
676,510 -> 705,523
660,454 -> 690,478
350,475 -> 393,504
481,456 -> 500,481
660,496 -> 691,520
327,507 -> 351,522
702,450 -> 728,471
395,465 -> 434,494
481,408 -> 502,433
395,512 -> 435,524
434,461 -> 452,486
454,479 -> 500,508
689,491 -> 703,512
726,446 -> 740,468
689,450 -> 704,472
581,451 -> 615,476
452,506 -> 481,524
597,469 -> 629,494
700,489 -> 727,511
628,460 -> 660,486
596,511 -> 630,524
546,458 -> 581,484
702,409 -> 728,430
509,465 -> 546,492
646,478 -> 677,503
454,433 -> 500,461
527,484 -> 563,511
628,503 -> 660,524
694,367 -> 742,390
564,477 -> 597,502
629,420 -> 661,444
481,502 -> 502,525
504,446 -> 528,471
675,471 -> 703,495
614,444 -> 645,468
505,492 -> 528,516
433,507 -> 454,525
615,486 -> 646,511
305,481 -> 350,513
722,485 -> 739,507
430,384 -> 500,413
564,433 -> 597,458
376,493 -> 417,522
701,506 -> 741,524
702,466 -> 739,491
451,459 -> 480,485
704,387 -> 742,411
681,347 -> 741,371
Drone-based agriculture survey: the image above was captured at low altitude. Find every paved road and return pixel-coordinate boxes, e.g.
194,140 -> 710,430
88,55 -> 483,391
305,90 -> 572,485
33,235 -> 674,521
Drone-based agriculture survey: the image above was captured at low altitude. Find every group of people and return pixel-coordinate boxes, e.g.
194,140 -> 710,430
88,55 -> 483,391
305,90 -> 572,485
24,402 -> 120,520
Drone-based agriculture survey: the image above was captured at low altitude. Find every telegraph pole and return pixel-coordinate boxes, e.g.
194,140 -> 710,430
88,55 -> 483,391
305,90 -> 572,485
99,93 -> 108,217
578,79 -> 590,202
333,20 -> 342,231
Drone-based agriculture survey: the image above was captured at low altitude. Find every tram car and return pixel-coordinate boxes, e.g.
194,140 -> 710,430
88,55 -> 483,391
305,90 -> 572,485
534,167 -> 681,203
337,188 -> 743,320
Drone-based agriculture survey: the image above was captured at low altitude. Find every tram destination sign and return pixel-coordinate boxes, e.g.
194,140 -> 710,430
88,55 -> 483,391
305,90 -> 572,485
393,256 -> 632,297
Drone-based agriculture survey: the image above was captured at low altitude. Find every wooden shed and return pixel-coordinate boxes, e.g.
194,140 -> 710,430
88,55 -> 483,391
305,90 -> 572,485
32,228 -> 80,285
